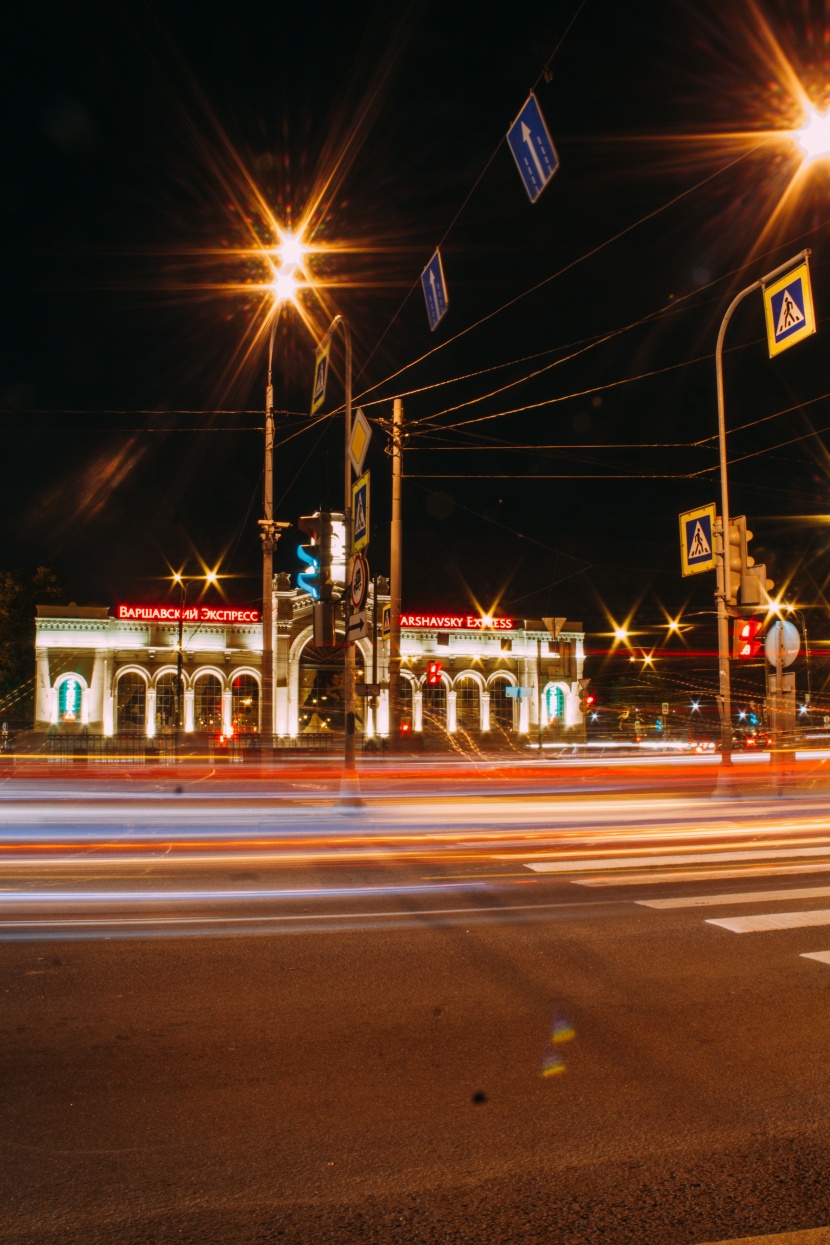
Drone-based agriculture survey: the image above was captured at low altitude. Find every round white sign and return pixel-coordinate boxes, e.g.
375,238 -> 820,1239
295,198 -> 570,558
349,555 -> 368,610
764,619 -> 800,668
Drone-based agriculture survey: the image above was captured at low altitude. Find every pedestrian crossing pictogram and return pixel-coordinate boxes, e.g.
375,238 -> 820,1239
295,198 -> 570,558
776,287 -> 805,335
688,520 -> 711,560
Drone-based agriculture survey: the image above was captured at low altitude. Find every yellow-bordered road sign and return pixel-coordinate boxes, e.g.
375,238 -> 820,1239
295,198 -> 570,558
348,406 -> 372,476
352,470 -> 370,552
679,503 -> 717,576
763,260 -> 816,357
311,336 -> 331,413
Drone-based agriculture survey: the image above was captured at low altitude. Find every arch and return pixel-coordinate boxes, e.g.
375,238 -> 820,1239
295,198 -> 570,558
486,671 -> 518,689
151,664 -> 186,689
115,668 -> 148,734
452,669 -> 486,691
190,666 -> 227,690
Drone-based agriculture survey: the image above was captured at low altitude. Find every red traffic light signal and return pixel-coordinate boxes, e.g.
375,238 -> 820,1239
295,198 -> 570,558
578,692 -> 596,713
426,661 -> 443,685
733,618 -> 763,660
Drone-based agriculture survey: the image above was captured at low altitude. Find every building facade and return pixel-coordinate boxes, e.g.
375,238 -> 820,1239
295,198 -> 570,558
34,587 -> 586,742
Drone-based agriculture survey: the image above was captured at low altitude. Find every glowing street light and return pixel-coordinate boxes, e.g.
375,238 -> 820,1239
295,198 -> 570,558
277,230 -> 306,269
794,104 -> 830,164
614,627 -> 628,642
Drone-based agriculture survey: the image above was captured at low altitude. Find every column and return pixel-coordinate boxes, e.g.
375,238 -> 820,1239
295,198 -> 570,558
184,688 -> 195,733
35,648 -> 51,730
102,654 -> 114,736
222,689 -> 232,736
480,691 -> 490,732
447,690 -> 457,733
288,651 -> 300,737
89,649 -> 107,731
519,692 -> 530,735
378,687 -> 389,736
413,690 -> 423,732
146,689 -> 157,738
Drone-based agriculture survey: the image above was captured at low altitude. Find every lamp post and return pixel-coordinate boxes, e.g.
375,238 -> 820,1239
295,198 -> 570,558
712,249 -> 810,776
260,311 -> 291,753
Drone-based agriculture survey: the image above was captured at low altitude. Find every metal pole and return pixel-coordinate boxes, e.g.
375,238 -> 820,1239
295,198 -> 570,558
259,315 -> 280,754
389,397 -> 403,744
536,637 -> 543,755
341,319 -> 357,782
175,585 -> 185,758
713,249 -> 810,775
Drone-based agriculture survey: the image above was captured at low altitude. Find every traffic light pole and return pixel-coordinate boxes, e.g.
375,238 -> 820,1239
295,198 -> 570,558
713,249 -> 810,778
323,315 -> 361,805
388,397 -> 403,745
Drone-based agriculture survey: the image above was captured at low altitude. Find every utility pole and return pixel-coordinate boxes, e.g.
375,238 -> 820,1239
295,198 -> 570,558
388,397 -> 403,743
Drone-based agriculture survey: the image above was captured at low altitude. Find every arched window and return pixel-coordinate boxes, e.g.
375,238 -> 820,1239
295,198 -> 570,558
421,680 -> 446,733
154,673 -> 181,733
299,642 -> 364,733
489,679 -> 515,732
399,677 -> 413,728
232,675 -> 260,734
546,685 -> 565,722
455,679 -> 480,731
116,673 -> 146,733
57,675 -> 84,723
194,674 -> 223,731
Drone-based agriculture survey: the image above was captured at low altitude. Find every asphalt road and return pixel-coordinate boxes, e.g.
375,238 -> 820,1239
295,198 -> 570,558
3,779 -> 830,1243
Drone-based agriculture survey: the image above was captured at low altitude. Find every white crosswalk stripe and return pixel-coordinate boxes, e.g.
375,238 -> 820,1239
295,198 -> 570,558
707,909 -> 830,933
524,845 -> 830,874
637,886 -> 830,910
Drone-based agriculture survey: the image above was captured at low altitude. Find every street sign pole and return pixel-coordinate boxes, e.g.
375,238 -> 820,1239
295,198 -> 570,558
712,248 -> 811,787
389,397 -> 403,746
317,314 -> 362,807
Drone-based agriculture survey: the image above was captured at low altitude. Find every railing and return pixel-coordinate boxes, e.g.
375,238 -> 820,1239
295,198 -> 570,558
44,734 -> 177,763
209,733 -> 334,761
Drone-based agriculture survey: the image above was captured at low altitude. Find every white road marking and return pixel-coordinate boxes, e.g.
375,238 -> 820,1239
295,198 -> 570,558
800,951 -> 830,966
576,863 -> 830,887
706,909 -> 830,933
637,886 -> 830,910
525,846 -> 830,874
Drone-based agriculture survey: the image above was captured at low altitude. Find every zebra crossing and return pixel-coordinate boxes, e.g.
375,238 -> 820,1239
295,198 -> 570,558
520,844 -> 830,969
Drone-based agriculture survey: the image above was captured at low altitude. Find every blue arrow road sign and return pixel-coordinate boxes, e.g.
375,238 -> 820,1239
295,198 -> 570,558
421,248 -> 448,332
507,93 -> 559,203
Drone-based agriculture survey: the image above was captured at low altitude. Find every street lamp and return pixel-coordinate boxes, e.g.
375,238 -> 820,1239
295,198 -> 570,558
260,254 -> 300,753
712,248 -> 810,776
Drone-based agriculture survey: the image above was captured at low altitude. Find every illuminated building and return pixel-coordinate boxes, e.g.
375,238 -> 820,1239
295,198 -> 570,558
34,588 -> 586,743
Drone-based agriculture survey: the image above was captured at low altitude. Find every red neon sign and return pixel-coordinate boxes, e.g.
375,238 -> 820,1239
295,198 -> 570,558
116,605 -> 261,624
399,614 -> 515,631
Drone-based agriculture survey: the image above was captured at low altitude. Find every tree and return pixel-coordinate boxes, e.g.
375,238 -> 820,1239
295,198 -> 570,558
0,568 -> 65,717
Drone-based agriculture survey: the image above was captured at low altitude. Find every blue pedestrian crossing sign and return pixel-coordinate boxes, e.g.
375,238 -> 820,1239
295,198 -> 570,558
506,93 -> 560,203
311,335 -> 331,413
352,470 -> 370,553
421,249 -> 448,332
679,503 -> 717,576
763,260 -> 816,357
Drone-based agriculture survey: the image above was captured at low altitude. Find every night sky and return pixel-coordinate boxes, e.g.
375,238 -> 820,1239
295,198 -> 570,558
3,1 -> 830,702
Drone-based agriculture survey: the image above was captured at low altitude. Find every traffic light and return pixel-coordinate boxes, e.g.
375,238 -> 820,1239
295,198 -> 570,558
577,685 -> 595,714
733,618 -> 763,660
297,513 -> 335,602
426,661 -> 443,685
726,516 -> 774,606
